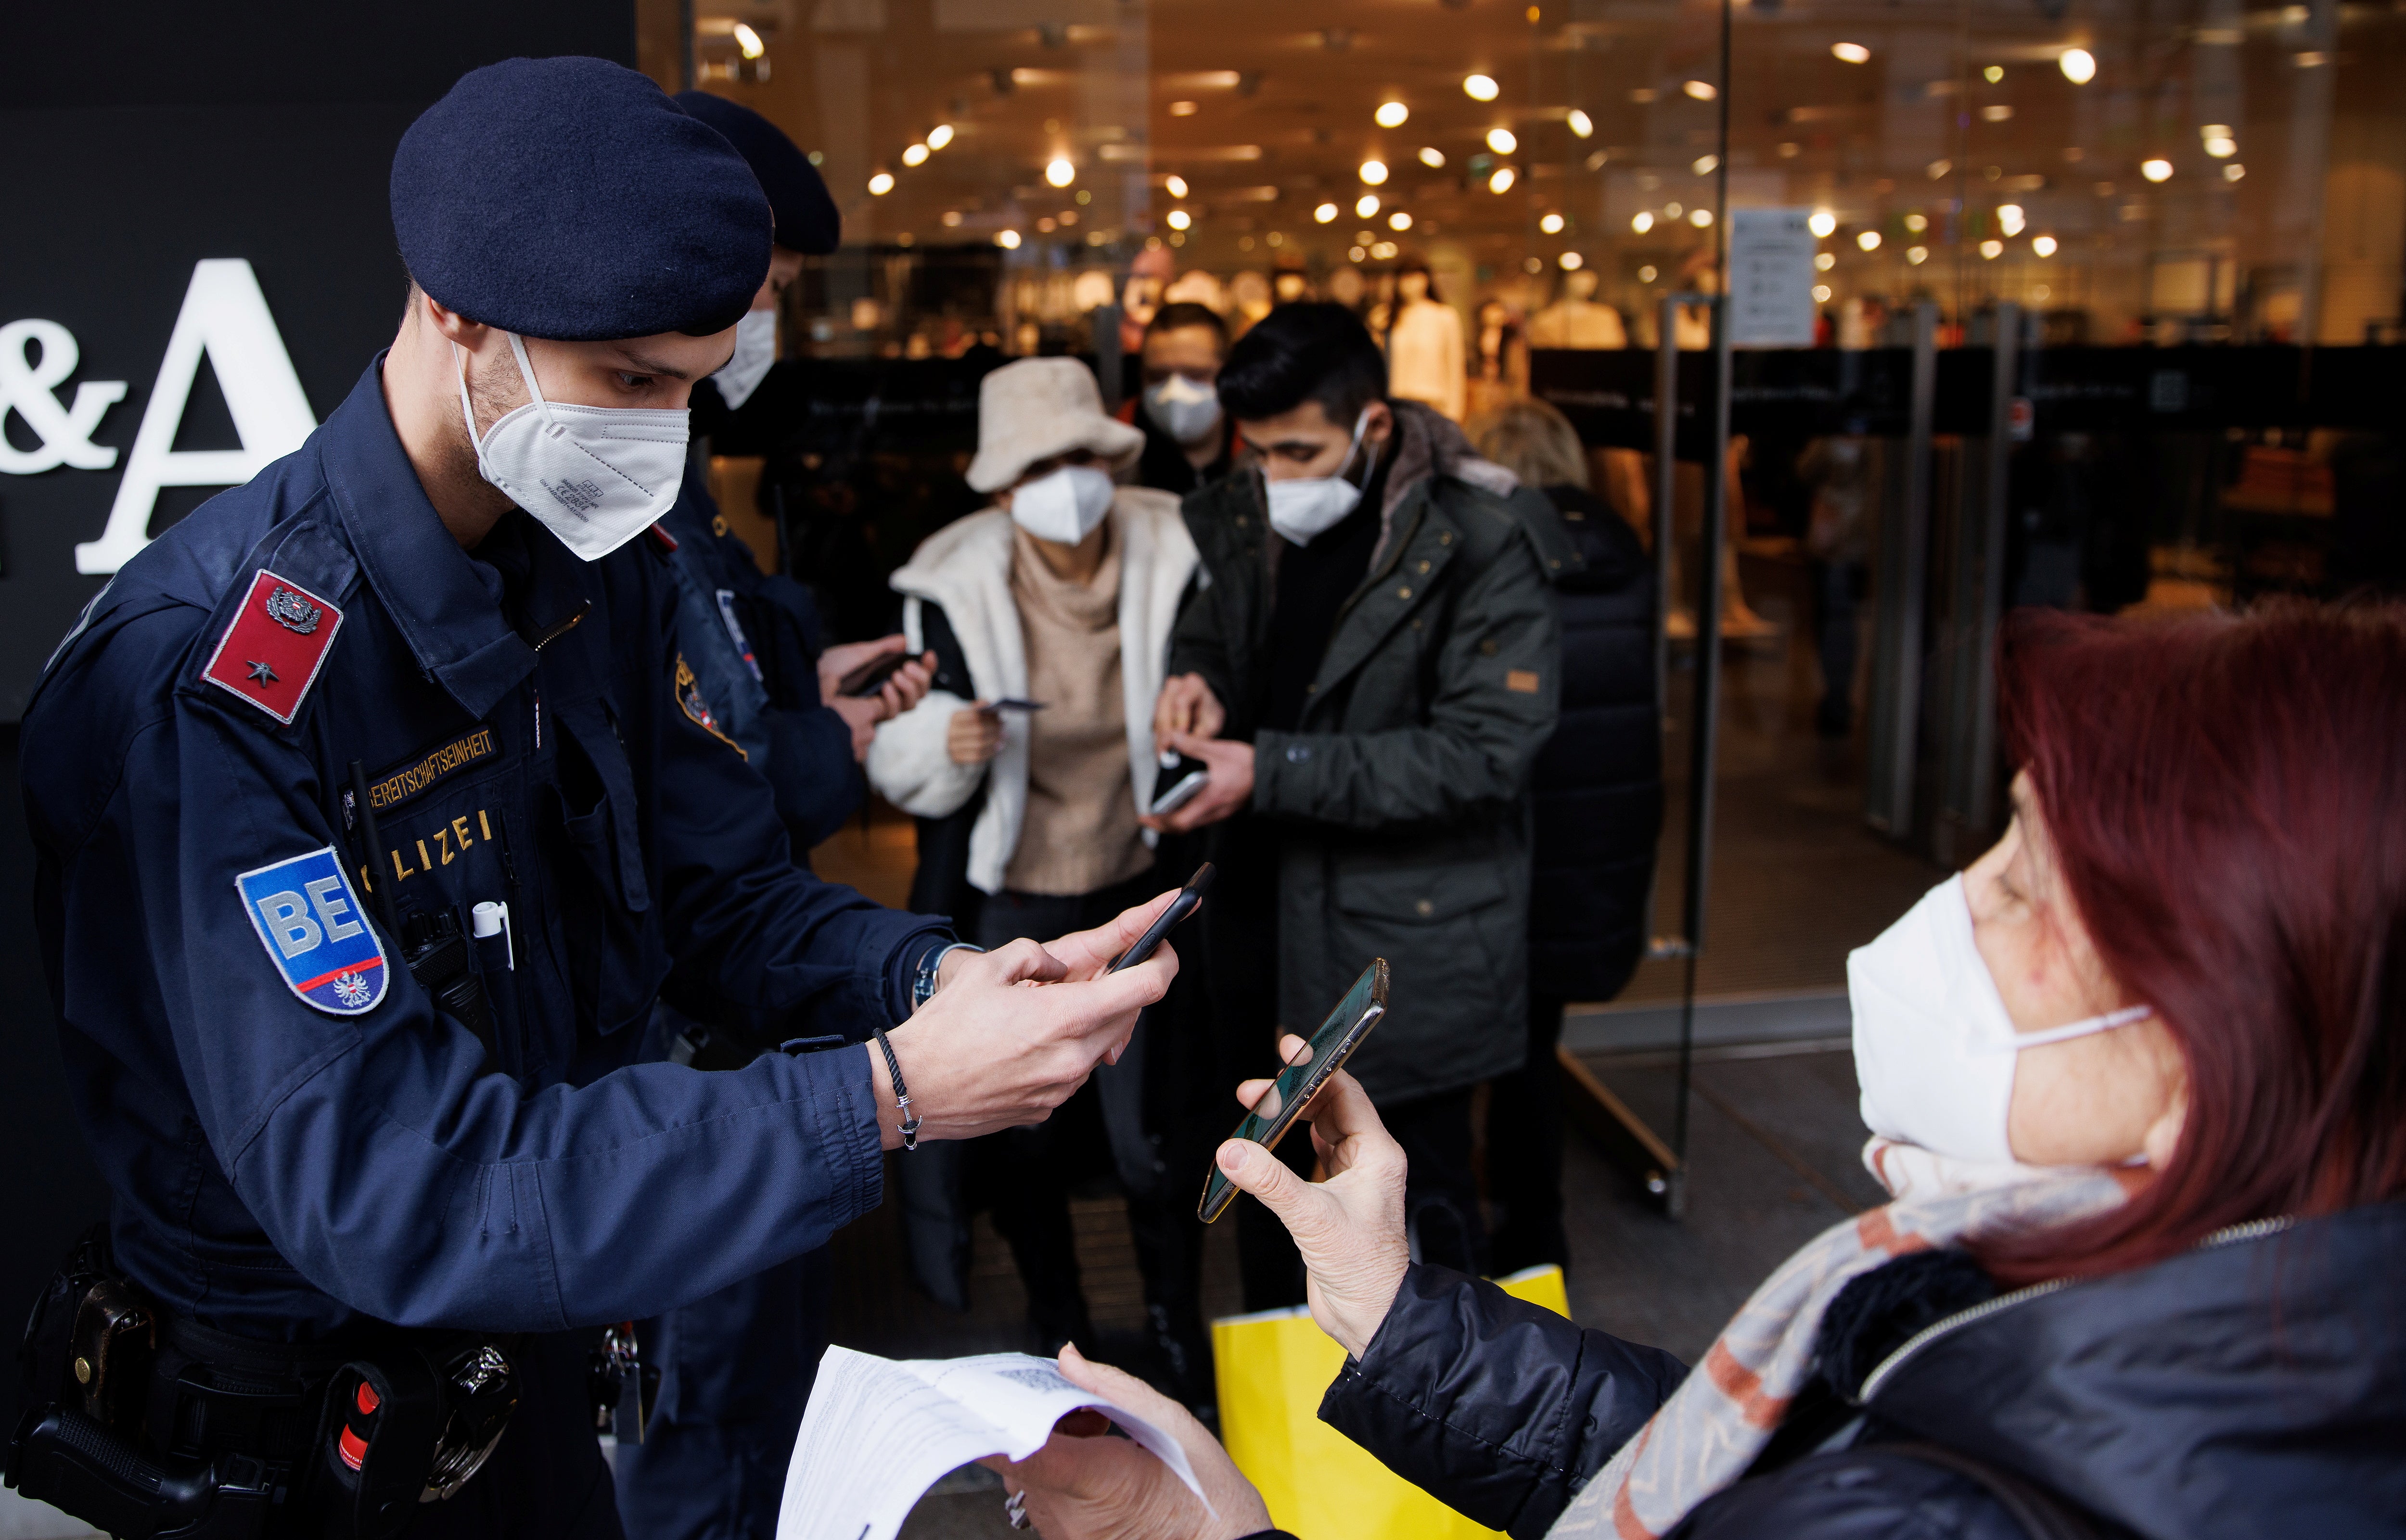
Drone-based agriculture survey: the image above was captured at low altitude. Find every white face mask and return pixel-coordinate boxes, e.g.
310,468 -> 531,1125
1265,407 -> 1373,546
1009,464 -> 1116,545
1143,373 -> 1223,446
712,306 -> 777,411
1849,873 -> 2152,1165
457,332 -> 689,562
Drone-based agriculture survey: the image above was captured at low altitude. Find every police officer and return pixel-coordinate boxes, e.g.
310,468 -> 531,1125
616,95 -> 932,1540
14,57 -> 1174,1540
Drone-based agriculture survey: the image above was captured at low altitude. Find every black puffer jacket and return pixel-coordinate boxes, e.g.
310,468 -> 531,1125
1318,1201 -> 2406,1539
1521,485 -> 1658,1002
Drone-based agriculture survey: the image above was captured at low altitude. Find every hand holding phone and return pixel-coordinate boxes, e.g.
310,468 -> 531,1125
835,649 -> 913,698
1199,959 -> 1388,1222
1149,749 -> 1210,817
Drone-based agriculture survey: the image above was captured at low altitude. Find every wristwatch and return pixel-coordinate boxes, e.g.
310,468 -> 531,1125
911,941 -> 982,1011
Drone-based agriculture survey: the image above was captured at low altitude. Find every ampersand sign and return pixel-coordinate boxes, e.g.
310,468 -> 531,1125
0,319 -> 127,475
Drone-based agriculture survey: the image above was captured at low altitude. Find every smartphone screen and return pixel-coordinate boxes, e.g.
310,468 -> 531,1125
1199,958 -> 1388,1223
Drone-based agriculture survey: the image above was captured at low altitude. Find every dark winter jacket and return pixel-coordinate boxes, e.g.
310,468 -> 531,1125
1319,1201 -> 2406,1539
1523,485 -> 1659,1003
1169,405 -> 1563,1103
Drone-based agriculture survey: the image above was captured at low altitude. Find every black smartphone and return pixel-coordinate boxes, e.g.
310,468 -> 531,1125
1106,863 -> 1214,974
836,649 -> 912,698
978,699 -> 1048,715
1149,749 -> 1210,817
1199,959 -> 1389,1224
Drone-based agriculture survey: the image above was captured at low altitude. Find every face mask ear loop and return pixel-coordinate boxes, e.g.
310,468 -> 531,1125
503,332 -> 557,426
452,342 -> 485,455
1996,1004 -> 2155,1052
1336,405 -> 1374,488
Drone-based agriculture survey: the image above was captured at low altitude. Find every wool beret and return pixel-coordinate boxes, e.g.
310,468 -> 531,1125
392,57 -> 771,341
673,91 -> 842,256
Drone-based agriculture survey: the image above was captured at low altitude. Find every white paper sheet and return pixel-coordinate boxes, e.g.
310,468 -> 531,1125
775,1348 -> 1207,1540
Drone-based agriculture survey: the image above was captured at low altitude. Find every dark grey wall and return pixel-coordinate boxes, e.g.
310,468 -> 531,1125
0,0 -> 638,1437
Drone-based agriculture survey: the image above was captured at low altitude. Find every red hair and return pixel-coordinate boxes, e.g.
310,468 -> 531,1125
1979,600 -> 2406,1283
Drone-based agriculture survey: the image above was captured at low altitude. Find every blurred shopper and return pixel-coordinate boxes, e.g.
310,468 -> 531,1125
868,358 -> 1212,1394
614,94 -> 938,1540
1010,600 -> 2406,1540
1797,434 -> 1877,737
1381,262 -> 1466,421
1470,400 -> 1660,1276
1124,302 -> 1240,496
1146,303 -> 1560,1306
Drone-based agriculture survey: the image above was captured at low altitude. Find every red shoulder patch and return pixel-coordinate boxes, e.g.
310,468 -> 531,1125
646,522 -> 679,553
199,570 -> 345,725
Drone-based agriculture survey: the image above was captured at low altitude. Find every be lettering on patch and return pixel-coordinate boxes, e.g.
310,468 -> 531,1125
200,570 -> 344,724
1506,669 -> 1541,694
236,846 -> 388,1015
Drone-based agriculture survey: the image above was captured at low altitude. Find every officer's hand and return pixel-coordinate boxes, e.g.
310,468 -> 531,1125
816,636 -> 906,708
949,705 -> 1006,765
872,915 -> 1177,1146
1153,673 -> 1225,741
1138,730 -> 1253,834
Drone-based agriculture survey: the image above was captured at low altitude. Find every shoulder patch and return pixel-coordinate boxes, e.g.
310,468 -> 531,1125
200,570 -> 344,725
235,846 -> 388,1015
674,653 -> 747,759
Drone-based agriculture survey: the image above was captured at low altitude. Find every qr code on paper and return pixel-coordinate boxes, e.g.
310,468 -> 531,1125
998,1365 -> 1074,1392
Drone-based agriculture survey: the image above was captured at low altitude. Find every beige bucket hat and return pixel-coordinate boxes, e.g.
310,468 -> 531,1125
964,356 -> 1144,494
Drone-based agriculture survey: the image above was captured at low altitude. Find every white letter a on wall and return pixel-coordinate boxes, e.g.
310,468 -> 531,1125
75,259 -> 318,575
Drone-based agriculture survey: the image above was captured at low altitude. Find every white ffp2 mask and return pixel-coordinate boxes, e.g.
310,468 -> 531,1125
1848,874 -> 2152,1165
1265,407 -> 1372,546
457,332 -> 689,562
713,306 -> 777,410
1143,373 -> 1223,446
1009,464 -> 1116,545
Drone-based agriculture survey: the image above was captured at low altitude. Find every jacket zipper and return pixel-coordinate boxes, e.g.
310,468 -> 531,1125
1855,1214 -> 2301,1402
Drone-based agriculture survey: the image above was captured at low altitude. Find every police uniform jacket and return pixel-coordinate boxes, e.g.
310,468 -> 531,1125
22,360 -> 947,1342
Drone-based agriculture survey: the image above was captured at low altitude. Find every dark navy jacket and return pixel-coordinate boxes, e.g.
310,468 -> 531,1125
21,360 -> 947,1343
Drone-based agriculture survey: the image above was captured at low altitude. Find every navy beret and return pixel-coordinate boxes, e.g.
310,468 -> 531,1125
674,91 -> 842,256
392,57 -> 771,341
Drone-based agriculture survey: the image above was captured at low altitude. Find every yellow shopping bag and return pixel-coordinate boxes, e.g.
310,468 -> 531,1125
1211,1266 -> 1571,1539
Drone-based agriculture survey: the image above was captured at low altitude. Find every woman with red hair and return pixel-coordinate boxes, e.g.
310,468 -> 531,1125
977,601 -> 2406,1539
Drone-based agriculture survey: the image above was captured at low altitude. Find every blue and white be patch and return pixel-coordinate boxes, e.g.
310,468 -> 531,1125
236,847 -> 388,1015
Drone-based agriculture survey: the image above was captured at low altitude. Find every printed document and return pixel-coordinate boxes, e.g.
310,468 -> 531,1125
775,1348 -> 1207,1540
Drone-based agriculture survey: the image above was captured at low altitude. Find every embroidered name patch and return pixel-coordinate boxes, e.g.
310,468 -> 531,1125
235,846 -> 387,1015
200,570 -> 345,725
366,727 -> 499,813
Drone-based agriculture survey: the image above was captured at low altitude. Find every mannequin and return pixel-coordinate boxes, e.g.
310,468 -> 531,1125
1384,264 -> 1467,421
1526,268 -> 1627,349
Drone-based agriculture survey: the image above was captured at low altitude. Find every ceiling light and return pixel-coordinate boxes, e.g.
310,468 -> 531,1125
1585,150 -> 1608,170
1638,264 -> 1658,281
1360,159 -> 1389,185
1813,284 -> 1833,303
1165,174 -> 1189,197
1982,105 -> 2015,122
1540,212 -> 1565,233
1314,202 -> 1339,223
942,210 -> 962,227
1486,127 -> 1518,154
1376,101 -> 1409,127
1464,74 -> 1500,101
1046,157 -> 1076,187
2204,135 -> 2237,158
1907,245 -> 1928,264
1389,210 -> 1413,230
1567,109 -> 1593,139
1857,229 -> 1881,250
2059,48 -> 2097,84
2032,234 -> 2058,256
1980,238 -> 2003,258
1692,154 -> 1718,176
1489,167 -> 1517,193
1928,158 -> 1953,179
901,143 -> 929,166
1168,100 -> 1199,116
1689,207 -> 1713,227
1357,229 -> 1375,243
867,172 -> 895,195
1632,211 -> 1655,233
1349,245 -> 1367,262
732,22 -> 765,59
1997,203 -> 2026,235
2224,163 -> 2246,182
1905,213 -> 1928,232
1664,202 -> 1683,218
926,124 -> 954,151
1831,41 -> 1871,64
1372,240 -> 1399,260
1560,251 -> 1584,269
996,229 -> 1022,249
1357,192 -> 1381,217
1165,209 -> 1191,229
1815,252 -> 1836,270
1682,79 -> 1717,101
1983,64 -> 2004,83
1419,147 -> 1446,168
1808,209 -> 1837,237
2141,158 -> 2173,182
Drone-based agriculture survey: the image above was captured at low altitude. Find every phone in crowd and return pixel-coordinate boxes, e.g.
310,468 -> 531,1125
1107,863 -> 1215,974
1199,958 -> 1389,1224
836,649 -> 913,699
978,699 -> 1048,715
1149,749 -> 1210,817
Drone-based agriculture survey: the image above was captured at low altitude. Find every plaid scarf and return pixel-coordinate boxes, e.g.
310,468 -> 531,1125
1545,1139 -> 2129,1540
